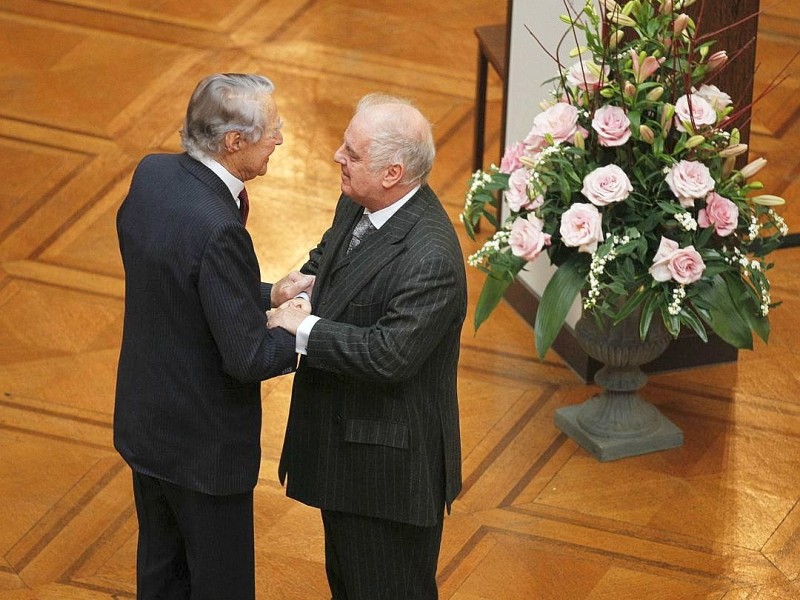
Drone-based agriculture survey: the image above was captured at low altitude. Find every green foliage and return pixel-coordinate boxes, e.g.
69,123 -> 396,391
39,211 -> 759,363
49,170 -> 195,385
460,0 -> 788,359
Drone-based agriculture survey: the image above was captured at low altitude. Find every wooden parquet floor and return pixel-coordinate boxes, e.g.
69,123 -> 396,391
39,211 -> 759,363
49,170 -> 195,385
1,1 -> 799,598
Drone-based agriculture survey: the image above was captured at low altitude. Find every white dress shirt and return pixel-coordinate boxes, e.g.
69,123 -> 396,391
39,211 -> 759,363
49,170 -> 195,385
198,155 -> 245,205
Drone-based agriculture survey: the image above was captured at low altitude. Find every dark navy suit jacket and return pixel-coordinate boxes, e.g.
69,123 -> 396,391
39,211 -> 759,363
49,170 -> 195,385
115,153 -> 296,496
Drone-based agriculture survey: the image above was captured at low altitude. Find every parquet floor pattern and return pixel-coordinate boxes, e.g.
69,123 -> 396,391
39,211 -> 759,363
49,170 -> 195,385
0,1 -> 798,598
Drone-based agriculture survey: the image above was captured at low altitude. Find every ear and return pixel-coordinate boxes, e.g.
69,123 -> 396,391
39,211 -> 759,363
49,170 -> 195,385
382,163 -> 404,188
224,130 -> 242,153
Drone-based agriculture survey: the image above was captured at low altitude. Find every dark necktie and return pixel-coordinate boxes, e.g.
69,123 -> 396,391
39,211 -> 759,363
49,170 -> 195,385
238,187 -> 249,226
347,213 -> 377,254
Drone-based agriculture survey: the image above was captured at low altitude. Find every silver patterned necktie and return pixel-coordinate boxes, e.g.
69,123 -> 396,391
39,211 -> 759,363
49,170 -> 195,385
347,213 -> 377,254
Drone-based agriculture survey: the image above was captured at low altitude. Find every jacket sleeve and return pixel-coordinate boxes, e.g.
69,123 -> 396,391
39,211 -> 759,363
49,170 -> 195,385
198,221 -> 297,382
305,250 -> 465,383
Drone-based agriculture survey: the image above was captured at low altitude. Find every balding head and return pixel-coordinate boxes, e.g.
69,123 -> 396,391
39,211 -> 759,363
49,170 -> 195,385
353,94 -> 436,186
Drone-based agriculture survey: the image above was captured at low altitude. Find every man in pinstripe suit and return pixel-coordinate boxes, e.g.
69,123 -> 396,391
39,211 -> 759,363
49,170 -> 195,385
114,73 -> 312,600
268,93 -> 467,599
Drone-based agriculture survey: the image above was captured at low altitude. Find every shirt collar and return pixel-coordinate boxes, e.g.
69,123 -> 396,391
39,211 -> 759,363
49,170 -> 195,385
364,185 -> 421,229
198,156 -> 245,207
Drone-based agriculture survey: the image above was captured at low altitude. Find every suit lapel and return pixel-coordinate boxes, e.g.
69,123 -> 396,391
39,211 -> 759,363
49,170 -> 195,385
314,199 -> 362,291
316,188 -> 430,321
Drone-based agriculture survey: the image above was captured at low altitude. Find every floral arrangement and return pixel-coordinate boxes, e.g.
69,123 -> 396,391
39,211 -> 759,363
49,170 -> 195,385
461,0 -> 789,359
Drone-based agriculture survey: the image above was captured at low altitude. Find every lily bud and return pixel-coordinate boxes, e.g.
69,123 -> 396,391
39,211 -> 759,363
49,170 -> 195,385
519,155 -> 538,169
660,0 -> 673,14
707,50 -> 728,71
639,124 -> 655,144
739,157 -> 767,179
599,0 -> 620,12
624,81 -> 637,98
623,0 -> 641,15
569,46 -> 589,57
673,14 -> 690,36
729,127 -> 740,146
685,135 -> 706,148
661,103 -> 675,134
752,194 -> 786,206
574,132 -> 585,150
607,11 -> 636,26
678,120 -> 695,135
539,98 -> 556,111
718,143 -> 748,157
722,156 -> 736,178
608,30 -> 625,49
646,86 -> 664,102
586,62 -> 602,78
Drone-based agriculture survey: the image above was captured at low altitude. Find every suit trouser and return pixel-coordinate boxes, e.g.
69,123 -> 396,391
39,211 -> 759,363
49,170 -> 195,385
131,470 -> 255,600
321,509 -> 444,600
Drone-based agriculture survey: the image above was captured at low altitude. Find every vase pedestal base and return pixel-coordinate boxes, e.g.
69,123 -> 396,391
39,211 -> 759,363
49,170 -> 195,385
554,401 -> 684,462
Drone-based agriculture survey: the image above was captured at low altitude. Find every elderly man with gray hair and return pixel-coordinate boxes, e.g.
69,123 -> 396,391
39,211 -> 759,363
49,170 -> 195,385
114,73 -> 312,600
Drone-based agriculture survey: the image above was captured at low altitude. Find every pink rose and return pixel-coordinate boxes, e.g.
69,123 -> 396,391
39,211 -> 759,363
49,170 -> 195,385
559,203 -> 603,253
581,164 -> 633,206
674,93 -> 717,132
504,168 -> 531,212
591,105 -> 631,147
698,191 -> 738,237
500,141 -> 527,174
649,237 -> 680,282
509,214 -> 552,261
649,237 -> 706,284
665,160 -> 715,208
524,103 -> 587,153
565,59 -> 608,91
668,246 -> 706,284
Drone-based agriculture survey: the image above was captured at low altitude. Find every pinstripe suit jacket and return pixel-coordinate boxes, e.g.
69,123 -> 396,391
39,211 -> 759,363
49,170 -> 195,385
279,185 -> 467,527
114,153 -> 297,496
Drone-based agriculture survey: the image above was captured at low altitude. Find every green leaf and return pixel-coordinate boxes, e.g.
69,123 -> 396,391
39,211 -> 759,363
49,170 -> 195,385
723,272 -> 770,344
482,210 -> 500,229
534,256 -> 586,359
679,306 -> 709,342
614,290 -> 648,323
474,272 -> 515,331
693,275 -> 754,349
640,291 -> 660,339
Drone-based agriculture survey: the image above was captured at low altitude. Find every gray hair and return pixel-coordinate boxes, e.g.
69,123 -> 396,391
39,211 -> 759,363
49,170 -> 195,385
355,93 -> 436,185
180,73 -> 276,160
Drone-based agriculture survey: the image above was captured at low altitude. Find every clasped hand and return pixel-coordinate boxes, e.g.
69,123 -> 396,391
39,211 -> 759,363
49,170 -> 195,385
267,298 -> 311,335
271,271 -> 315,307
268,270 -> 316,335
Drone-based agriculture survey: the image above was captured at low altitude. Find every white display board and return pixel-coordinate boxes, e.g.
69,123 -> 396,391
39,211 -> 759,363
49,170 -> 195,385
505,0 -> 583,326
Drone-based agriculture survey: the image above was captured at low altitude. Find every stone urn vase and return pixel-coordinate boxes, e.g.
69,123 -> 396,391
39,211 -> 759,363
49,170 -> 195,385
554,310 -> 684,462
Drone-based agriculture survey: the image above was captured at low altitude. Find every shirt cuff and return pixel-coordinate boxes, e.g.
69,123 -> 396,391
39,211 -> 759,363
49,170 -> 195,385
296,315 -> 320,355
